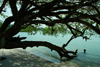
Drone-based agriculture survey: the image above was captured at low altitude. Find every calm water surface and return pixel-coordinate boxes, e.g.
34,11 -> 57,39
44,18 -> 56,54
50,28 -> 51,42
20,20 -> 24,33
15,32 -> 100,67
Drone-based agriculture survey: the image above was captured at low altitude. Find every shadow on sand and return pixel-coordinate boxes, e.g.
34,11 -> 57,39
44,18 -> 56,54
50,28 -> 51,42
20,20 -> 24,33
0,49 -> 59,67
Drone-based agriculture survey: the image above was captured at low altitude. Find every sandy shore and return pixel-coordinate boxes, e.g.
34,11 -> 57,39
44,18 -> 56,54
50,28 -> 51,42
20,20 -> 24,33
0,49 -> 79,67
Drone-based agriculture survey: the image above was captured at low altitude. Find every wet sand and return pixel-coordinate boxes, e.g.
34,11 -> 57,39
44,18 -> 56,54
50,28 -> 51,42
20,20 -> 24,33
0,49 -> 79,67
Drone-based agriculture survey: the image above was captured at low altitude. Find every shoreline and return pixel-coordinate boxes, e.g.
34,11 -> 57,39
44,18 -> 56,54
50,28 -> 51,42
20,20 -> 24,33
0,49 -> 79,67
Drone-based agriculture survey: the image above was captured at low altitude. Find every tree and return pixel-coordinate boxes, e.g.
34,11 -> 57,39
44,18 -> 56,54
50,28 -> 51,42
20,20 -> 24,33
0,0 -> 100,59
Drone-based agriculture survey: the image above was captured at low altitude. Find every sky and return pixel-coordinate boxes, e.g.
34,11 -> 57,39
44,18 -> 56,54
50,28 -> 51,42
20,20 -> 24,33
0,5 -> 12,22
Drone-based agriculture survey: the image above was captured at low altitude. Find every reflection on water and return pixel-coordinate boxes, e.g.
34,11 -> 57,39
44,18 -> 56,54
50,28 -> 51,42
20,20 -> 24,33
15,32 -> 100,67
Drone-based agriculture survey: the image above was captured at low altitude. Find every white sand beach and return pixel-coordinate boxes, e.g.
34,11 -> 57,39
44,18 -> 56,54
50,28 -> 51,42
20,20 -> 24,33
0,49 -> 79,67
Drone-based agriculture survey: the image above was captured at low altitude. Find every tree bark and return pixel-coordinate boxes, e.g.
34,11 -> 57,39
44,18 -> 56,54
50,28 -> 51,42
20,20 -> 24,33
0,16 -> 14,33
4,40 -> 77,59
0,0 -> 8,14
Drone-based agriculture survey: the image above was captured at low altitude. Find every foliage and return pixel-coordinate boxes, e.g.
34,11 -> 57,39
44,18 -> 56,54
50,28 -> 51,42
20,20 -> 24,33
39,24 -> 69,37
0,0 -> 100,59
0,0 -> 100,39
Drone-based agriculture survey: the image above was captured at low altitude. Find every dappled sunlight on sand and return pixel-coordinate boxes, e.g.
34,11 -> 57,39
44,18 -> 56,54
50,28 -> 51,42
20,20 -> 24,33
0,49 -> 79,67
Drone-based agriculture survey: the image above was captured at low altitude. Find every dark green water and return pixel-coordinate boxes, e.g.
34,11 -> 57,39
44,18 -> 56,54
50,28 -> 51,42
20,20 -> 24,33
16,32 -> 100,67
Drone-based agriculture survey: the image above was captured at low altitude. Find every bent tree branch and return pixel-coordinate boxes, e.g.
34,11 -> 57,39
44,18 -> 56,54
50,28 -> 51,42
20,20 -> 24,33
4,40 -> 77,59
62,35 -> 75,49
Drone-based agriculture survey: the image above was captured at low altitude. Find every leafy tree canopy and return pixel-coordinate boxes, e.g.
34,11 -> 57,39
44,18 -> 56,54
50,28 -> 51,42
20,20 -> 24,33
0,0 -> 100,59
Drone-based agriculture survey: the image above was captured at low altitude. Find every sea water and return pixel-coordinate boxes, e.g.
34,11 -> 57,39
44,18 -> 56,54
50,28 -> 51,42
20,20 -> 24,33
15,32 -> 100,67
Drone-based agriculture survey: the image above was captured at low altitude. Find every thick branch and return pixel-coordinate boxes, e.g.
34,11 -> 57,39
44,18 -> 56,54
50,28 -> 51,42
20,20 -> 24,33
0,16 -> 14,33
0,0 -> 8,14
0,21 -> 22,39
9,0 -> 19,23
4,41 -> 77,58
90,18 -> 100,25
